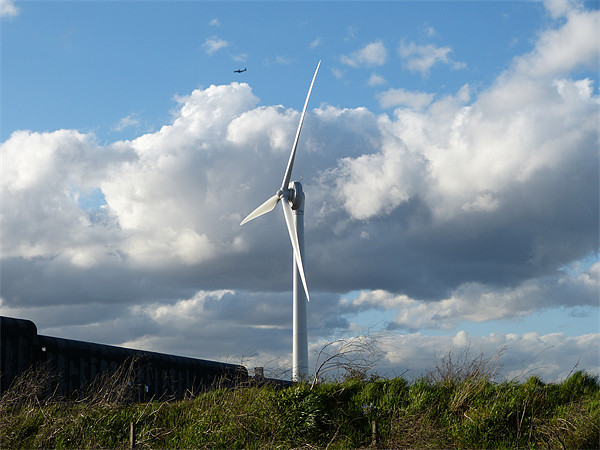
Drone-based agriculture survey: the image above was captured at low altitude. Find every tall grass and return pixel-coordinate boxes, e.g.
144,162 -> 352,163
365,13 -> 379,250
1,358 -> 598,448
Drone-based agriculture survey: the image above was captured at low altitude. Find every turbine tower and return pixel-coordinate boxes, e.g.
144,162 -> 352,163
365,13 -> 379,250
240,60 -> 320,381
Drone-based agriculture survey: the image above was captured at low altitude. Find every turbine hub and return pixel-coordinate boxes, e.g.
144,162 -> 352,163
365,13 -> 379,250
288,181 -> 304,210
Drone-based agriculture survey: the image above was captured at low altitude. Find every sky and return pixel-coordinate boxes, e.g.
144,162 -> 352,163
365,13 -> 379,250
1,0 -> 598,382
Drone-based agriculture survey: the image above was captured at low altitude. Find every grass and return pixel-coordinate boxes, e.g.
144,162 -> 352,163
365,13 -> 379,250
1,358 -> 598,448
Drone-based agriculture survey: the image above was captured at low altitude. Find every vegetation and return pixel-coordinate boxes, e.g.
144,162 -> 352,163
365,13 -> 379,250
1,354 -> 598,449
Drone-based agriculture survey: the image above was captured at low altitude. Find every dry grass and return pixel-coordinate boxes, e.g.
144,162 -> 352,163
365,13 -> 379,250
74,357 -> 141,406
1,350 -> 598,449
0,361 -> 60,409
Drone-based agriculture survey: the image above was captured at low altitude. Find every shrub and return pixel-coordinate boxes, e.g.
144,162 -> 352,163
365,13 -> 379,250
1,358 -> 598,448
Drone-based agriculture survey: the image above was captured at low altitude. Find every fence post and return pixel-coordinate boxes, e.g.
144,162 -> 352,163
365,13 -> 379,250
371,419 -> 379,448
130,421 -> 136,449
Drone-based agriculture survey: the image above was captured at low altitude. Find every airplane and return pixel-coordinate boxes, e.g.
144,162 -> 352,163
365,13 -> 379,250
234,68 -> 247,73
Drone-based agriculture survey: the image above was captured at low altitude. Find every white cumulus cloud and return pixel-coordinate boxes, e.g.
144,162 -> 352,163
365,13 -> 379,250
1,4 -> 597,382
202,36 -> 229,55
398,41 -> 465,76
348,262 -> 599,331
0,0 -> 18,17
379,331 -> 599,381
376,88 -> 434,110
367,73 -> 386,86
341,40 -> 388,68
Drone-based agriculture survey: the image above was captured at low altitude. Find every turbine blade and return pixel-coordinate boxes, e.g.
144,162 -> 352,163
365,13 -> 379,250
281,60 -> 321,190
281,200 -> 311,302
240,193 -> 281,225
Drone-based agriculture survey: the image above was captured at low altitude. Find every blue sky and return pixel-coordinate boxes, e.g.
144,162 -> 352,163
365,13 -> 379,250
1,0 -> 598,381
3,1 -> 547,141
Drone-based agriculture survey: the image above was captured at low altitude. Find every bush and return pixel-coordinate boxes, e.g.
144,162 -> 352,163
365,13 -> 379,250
1,360 -> 598,448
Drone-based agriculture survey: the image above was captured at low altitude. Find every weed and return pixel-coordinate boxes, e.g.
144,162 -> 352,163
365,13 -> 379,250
1,356 -> 598,449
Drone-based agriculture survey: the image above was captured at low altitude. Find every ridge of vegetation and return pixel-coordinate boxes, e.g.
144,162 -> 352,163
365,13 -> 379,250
1,354 -> 598,449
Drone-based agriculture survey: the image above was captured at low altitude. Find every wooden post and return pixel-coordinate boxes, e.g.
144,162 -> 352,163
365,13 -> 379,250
371,420 -> 379,448
129,421 -> 136,449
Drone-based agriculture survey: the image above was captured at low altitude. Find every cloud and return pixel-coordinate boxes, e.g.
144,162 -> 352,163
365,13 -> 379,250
513,6 -> 598,79
2,24 -> 597,300
376,88 -> 434,110
0,0 -> 18,17
341,29 -> 597,223
275,56 -> 291,65
202,36 -> 229,55
3,288 -> 595,382
310,37 -> 322,49
332,68 -> 345,79
3,6 -> 597,298
543,0 -> 581,19
112,113 -> 141,131
344,26 -> 357,41
398,41 -> 465,76
210,18 -> 220,27
379,331 -> 599,381
346,262 -> 599,331
367,73 -> 386,87
1,6 -> 598,381
341,40 -> 387,68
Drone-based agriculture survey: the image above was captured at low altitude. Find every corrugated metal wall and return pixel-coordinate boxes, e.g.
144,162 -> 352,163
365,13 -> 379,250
0,316 -> 39,394
1,316 -> 247,400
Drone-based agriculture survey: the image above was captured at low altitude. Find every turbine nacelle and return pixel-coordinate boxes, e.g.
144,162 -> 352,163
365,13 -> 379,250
287,181 -> 304,211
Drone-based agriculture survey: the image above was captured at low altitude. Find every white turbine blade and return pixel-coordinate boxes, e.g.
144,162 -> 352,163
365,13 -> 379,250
281,200 -> 311,302
240,193 -> 281,226
281,60 -> 321,190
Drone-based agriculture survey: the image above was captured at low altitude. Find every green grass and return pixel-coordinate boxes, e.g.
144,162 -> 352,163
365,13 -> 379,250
1,369 -> 598,449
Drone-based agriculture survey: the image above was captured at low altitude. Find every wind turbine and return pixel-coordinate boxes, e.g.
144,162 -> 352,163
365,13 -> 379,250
240,60 -> 320,381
